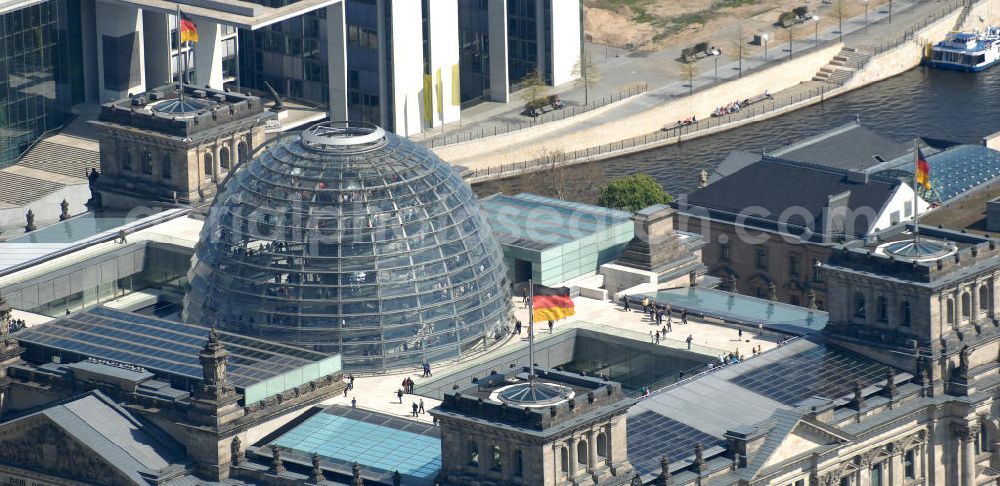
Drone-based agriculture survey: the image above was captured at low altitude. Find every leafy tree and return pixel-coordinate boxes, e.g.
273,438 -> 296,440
597,174 -> 673,212
572,50 -> 602,106
518,69 -> 550,111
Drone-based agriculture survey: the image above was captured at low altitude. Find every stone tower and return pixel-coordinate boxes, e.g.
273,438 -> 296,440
431,368 -> 634,486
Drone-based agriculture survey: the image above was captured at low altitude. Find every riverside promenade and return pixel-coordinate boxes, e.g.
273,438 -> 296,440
436,0 -> 979,182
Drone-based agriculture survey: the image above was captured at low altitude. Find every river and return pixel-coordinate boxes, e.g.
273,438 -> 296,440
473,65 -> 1000,203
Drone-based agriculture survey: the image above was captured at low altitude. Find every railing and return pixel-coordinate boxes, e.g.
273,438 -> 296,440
419,84 -> 648,148
464,84 -> 833,181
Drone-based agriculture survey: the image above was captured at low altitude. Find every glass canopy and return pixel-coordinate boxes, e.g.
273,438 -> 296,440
183,122 -> 512,371
639,287 -> 827,334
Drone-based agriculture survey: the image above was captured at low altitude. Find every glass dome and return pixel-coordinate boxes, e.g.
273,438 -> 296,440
183,121 -> 512,371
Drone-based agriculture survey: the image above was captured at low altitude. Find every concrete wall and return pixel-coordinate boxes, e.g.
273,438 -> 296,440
386,0 -> 424,137
427,0 -> 461,127
487,0 -> 509,103
194,21 -> 225,90
142,11 -> 171,88
0,184 -> 90,231
548,0 -> 581,87
433,42 -> 843,167
600,263 -> 656,298
94,0 -> 146,102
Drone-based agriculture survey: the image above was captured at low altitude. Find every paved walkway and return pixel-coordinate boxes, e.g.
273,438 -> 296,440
431,0 -> 951,171
320,294 -> 779,423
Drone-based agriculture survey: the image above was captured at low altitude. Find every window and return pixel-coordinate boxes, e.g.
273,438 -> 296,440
904,200 -> 913,217
812,259 -> 823,282
577,440 -> 588,466
980,421 -> 989,454
515,449 -> 523,477
980,285 -> 989,312
889,210 -> 900,225
560,447 -> 568,473
720,242 -> 731,261
789,255 -> 800,276
871,462 -> 884,486
468,442 -> 479,467
204,153 -> 213,176
962,292 -> 971,318
596,432 -> 608,458
854,292 -> 866,318
755,247 -> 768,269
162,155 -> 172,179
141,151 -> 153,175
947,298 -> 955,324
220,146 -> 231,171
755,286 -> 769,299
877,296 -> 888,322
900,301 -> 912,326
904,449 -> 916,479
491,445 -> 502,472
790,294 -> 801,306
122,150 -> 132,171
839,476 -> 852,486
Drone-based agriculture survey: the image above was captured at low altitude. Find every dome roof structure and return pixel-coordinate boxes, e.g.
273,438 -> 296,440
183,122 -> 512,371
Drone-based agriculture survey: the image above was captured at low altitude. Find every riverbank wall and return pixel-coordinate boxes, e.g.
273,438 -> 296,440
454,0 -> 986,184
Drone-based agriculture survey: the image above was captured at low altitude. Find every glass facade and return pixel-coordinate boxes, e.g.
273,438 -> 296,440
506,0 -> 537,87
239,0 -> 329,104
458,0 -> 491,104
184,122 -> 512,371
345,0 -> 382,124
0,0 -> 82,168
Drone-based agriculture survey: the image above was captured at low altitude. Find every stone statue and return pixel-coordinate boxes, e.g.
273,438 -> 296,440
659,454 -> 673,485
768,281 -> 777,301
231,436 -> 244,466
263,81 -> 285,111
24,209 -> 36,233
87,168 -> 100,186
393,470 -> 402,486
352,462 -> 364,486
699,169 -> 709,188
851,381 -> 865,410
807,289 -> 817,310
0,295 -> 11,347
309,453 -> 325,483
85,169 -> 102,210
727,274 -> 738,293
693,443 -> 706,474
269,444 -> 285,474
956,345 -> 970,380
59,199 -> 70,221
883,367 -> 896,398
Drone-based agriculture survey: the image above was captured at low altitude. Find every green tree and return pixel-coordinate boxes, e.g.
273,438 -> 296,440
597,174 -> 673,212
572,49 -> 602,106
518,69 -> 550,111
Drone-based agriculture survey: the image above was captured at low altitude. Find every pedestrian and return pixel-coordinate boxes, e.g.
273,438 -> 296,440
655,331 -> 661,344
662,325 -> 667,336
548,320 -> 554,333
758,322 -> 764,336
343,386 -> 349,397
649,306 -> 655,321
682,310 -> 688,324
351,397 -> 357,409
514,320 -> 522,335
686,334 -> 693,350
650,330 -> 654,343
397,388 -> 404,404
623,295 -> 631,311
412,402 -> 419,417
738,327 -> 743,339
522,288 -> 528,305
425,362 -> 433,377
402,377 -> 409,394
642,297 -> 649,313
348,373 -> 354,391
418,399 -> 425,414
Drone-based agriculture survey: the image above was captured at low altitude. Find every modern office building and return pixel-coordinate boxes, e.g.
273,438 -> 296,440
0,0 -> 581,172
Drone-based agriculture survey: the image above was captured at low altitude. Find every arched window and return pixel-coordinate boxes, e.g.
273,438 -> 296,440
220,146 -> 231,170
962,292 -> 971,318
122,150 -> 132,171
162,155 -> 172,180
238,141 -> 249,164
560,447 -> 568,473
947,299 -> 955,324
900,301 -> 911,327
854,292 -> 866,318
877,297 -> 888,322
141,151 -> 153,175
980,285 -> 989,312
577,440 -> 588,466
468,441 -> 479,467
980,421 -> 990,454
204,153 -> 213,176
596,432 -> 608,458
490,445 -> 502,472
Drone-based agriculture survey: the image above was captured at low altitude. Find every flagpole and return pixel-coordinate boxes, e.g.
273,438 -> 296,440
527,279 -> 536,391
913,139 -> 920,250
176,4 -> 184,104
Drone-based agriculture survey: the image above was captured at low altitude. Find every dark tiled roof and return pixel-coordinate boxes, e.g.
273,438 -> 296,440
685,157 -> 899,237
771,123 -> 910,171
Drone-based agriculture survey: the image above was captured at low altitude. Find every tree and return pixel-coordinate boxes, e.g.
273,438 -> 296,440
832,0 -> 846,41
572,49 -> 602,106
679,62 -> 700,95
730,25 -> 752,79
597,174 -> 673,212
518,69 -> 550,111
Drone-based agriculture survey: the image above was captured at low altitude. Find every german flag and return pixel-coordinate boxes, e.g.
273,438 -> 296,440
180,12 -> 198,44
915,146 -> 930,189
532,285 -> 575,322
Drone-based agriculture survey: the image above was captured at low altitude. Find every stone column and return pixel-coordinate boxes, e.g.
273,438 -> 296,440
587,430 -> 598,473
552,443 -> 561,482
567,437 -> 578,478
955,424 -> 976,486
971,284 -> 979,325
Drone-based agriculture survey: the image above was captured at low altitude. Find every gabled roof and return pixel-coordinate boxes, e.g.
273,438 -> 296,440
0,390 -> 188,484
740,410 -> 854,481
685,157 -> 901,237
770,122 -> 911,171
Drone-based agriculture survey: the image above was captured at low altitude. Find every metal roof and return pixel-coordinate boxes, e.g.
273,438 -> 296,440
480,193 -> 633,251
873,144 -> 1000,202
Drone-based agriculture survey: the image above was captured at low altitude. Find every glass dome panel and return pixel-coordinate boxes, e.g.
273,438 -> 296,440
184,122 -> 512,371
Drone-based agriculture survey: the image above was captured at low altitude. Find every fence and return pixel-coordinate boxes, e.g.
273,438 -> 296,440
420,83 -> 648,148
463,0 -> 972,183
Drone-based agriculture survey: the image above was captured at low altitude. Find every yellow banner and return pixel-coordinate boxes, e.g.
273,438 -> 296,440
452,64 -> 461,106
435,68 -> 444,115
423,74 -> 433,122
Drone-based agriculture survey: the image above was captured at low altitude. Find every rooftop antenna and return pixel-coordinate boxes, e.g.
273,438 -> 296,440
527,279 -> 536,393
175,4 -> 184,105
913,138 -> 924,253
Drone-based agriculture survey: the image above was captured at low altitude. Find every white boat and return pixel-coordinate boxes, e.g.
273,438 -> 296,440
925,27 -> 1000,72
